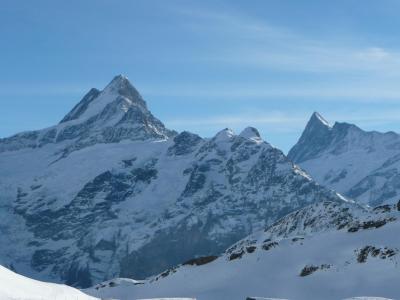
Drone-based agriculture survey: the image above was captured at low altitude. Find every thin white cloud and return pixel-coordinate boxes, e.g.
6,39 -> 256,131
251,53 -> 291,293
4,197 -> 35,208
172,5 -> 400,75
357,47 -> 391,62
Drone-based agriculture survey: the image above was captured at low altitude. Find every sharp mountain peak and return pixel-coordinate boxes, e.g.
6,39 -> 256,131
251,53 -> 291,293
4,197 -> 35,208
61,75 -> 147,124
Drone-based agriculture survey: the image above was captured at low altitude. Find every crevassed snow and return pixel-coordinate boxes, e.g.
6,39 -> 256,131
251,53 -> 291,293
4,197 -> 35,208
0,265 -> 98,300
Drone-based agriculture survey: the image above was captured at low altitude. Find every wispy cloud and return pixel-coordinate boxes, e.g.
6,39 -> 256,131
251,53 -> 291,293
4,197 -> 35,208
173,6 -> 400,75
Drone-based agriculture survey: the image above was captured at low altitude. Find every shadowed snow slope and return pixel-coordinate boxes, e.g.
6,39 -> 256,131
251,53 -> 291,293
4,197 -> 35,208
288,112 -> 400,206
86,201 -> 400,300
0,265 -> 98,300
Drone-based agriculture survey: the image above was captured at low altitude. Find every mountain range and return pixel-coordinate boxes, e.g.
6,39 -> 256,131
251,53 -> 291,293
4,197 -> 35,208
0,76 -> 346,288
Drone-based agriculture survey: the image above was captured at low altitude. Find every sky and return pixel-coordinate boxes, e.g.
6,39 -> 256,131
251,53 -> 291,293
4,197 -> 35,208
2,0 -> 400,152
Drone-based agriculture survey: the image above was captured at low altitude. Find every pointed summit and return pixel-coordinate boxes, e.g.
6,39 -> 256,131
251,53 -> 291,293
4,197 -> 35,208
61,75 -> 147,124
303,112 -> 332,136
287,112 -> 333,163
103,75 -> 147,109
55,75 -> 176,150
109,74 -> 129,84
309,112 -> 331,128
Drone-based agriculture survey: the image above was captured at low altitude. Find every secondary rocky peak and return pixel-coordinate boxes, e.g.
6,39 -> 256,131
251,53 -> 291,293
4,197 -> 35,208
60,88 -> 101,123
239,127 -> 262,142
213,128 -> 235,142
168,131 -> 203,156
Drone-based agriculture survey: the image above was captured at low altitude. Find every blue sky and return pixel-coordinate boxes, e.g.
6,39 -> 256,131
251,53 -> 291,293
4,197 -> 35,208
2,0 -> 400,152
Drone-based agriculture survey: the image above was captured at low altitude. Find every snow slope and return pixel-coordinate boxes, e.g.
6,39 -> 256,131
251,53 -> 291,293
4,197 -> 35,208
0,76 -> 345,287
0,265 -> 98,300
86,201 -> 400,300
288,112 -> 400,206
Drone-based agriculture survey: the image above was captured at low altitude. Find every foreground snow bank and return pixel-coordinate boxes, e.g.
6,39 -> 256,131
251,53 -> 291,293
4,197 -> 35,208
0,265 -> 98,300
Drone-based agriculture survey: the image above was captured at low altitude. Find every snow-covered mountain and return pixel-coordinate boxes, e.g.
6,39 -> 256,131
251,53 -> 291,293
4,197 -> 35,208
0,265 -> 98,300
87,200 -> 400,300
0,76 -> 345,288
288,112 -> 400,206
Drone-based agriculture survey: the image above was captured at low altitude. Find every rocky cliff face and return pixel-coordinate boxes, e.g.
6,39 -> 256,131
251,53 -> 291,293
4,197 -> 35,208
0,77 -> 345,287
288,112 -> 400,206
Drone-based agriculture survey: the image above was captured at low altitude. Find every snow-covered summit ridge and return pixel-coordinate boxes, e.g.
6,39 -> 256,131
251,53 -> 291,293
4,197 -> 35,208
212,127 -> 264,145
61,74 -> 147,124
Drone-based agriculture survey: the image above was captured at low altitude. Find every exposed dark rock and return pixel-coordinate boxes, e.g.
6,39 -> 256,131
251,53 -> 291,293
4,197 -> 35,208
63,263 -> 92,288
262,242 -> 278,251
246,246 -> 256,253
300,264 -> 331,277
292,237 -> 304,242
299,265 -> 319,277
183,255 -> 218,266
348,218 -> 396,233
229,250 -> 245,261
373,204 -> 392,213
168,131 -> 203,156
357,246 -> 397,263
